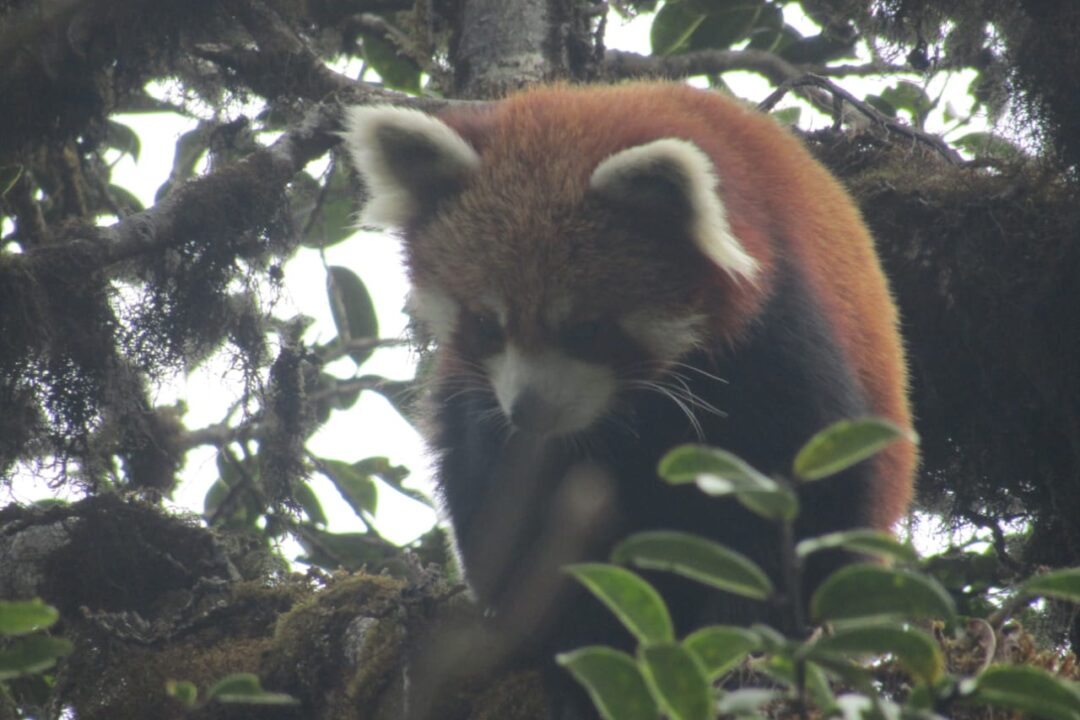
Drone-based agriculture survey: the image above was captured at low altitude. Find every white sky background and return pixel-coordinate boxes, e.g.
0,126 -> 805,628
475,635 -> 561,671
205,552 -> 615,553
7,4 -> 990,557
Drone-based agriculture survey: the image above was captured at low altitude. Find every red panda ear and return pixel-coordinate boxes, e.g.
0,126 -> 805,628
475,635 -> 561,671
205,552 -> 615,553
588,139 -> 759,282
341,106 -> 480,227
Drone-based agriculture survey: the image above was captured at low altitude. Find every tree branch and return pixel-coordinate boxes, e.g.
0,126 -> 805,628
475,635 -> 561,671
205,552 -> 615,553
601,48 -> 868,127
758,74 -> 964,164
603,47 -> 805,85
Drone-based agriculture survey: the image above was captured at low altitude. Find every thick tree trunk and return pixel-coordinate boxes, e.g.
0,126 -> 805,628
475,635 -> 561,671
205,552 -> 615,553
451,0 -> 599,98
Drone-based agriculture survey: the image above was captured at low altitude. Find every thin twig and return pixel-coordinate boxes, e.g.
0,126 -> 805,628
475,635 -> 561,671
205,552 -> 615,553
757,73 -> 964,164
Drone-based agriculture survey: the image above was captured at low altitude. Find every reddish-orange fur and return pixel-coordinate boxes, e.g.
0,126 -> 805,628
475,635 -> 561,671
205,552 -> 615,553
438,83 -> 915,527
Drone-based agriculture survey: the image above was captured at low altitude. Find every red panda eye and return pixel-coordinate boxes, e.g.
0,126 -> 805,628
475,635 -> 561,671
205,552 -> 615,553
472,312 -> 503,343
562,319 -> 604,349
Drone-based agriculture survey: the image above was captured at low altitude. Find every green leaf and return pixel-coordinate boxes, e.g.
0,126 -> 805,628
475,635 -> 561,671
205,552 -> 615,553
203,478 -> 230,518
302,164 -> 357,249
795,529 -> 918,564
296,530 -> 398,571
105,119 -> 141,162
107,184 -> 145,213
686,1 -> 765,52
557,647 -> 659,720
880,80 -> 933,127
810,564 -> 956,624
0,165 -> 23,196
971,665 -> 1080,720
567,564 -> 674,644
683,625 -> 760,679
812,623 -> 943,684
0,635 -> 74,680
745,3 -> 785,52
638,642 -> 712,720
954,132 -> 1024,161
778,31 -> 857,64
650,2 -> 707,55
327,266 -> 379,366
295,481 -> 327,526
1020,568 -> 1080,604
0,600 -> 59,636
793,418 -> 912,481
165,679 -> 199,707
355,455 -> 431,507
771,107 -> 802,126
156,123 -> 211,200
612,531 -> 773,600
207,672 -> 299,705
864,94 -> 898,118
658,445 -> 797,521
361,31 -> 421,93
321,458 -> 378,516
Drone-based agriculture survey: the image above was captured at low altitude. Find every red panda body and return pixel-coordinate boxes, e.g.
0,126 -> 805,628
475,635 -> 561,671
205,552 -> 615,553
344,83 -> 915,713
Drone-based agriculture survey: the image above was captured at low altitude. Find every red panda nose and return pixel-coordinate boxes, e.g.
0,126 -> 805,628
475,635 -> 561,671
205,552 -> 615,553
509,389 -> 559,435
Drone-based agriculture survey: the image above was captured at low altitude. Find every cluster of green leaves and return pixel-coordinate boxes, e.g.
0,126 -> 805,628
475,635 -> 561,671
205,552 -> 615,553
558,419 -> 1080,720
0,600 -> 72,680
649,0 -> 855,66
203,258 -> 434,572
0,599 -> 72,711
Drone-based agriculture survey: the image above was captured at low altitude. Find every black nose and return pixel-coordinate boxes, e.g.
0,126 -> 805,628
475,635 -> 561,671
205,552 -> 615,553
509,389 -> 558,434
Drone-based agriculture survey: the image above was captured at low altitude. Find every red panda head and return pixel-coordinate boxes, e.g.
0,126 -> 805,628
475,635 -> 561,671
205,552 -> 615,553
341,92 -> 760,438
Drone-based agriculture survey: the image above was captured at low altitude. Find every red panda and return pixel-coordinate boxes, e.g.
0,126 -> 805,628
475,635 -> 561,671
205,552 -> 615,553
342,82 -> 915,712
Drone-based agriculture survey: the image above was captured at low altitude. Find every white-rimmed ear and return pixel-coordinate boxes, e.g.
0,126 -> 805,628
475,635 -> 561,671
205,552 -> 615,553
589,138 -> 759,282
341,106 -> 480,227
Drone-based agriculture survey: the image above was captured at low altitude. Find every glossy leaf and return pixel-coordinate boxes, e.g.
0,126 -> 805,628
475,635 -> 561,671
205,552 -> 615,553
203,478 -> 230,518
613,531 -> 773,600
658,445 -> 796,520
362,31 -> 421,93
107,184 -> 145,213
793,418 -> 912,481
955,132 -> 1024,161
0,600 -> 59,636
771,107 -> 802,126
295,481 -> 327,526
1020,568 -> 1080,604
650,2 -> 707,56
355,455 -> 431,507
812,623 -> 943,684
865,94 -> 898,118
795,529 -> 917,564
302,164 -> 357,249
683,625 -> 760,679
156,123 -> 211,201
207,672 -> 299,705
880,81 -> 933,127
745,4 -> 785,52
321,458 -> 378,516
686,1 -> 763,52
165,680 -> 199,707
639,642 -> 712,720
811,564 -> 956,624
0,635 -> 74,680
557,647 -> 659,720
567,564 -> 674,644
971,665 -> 1080,720
105,119 -> 141,161
296,529 -> 398,571
327,266 -> 379,365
